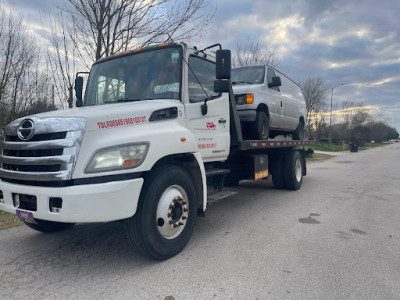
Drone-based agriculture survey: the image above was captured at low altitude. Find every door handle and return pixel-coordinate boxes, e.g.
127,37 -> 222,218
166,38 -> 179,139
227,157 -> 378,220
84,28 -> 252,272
219,118 -> 227,124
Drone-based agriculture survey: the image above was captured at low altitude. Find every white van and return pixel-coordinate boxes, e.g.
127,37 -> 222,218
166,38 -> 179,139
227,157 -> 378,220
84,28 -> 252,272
231,65 -> 306,140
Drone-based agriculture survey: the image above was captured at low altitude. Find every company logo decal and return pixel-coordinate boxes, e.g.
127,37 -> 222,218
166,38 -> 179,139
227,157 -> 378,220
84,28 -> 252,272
206,122 -> 216,129
194,122 -> 217,131
97,116 -> 146,129
17,119 -> 35,141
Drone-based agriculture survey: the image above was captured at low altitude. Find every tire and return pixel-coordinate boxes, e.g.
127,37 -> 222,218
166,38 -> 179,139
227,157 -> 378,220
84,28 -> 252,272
270,153 -> 286,189
125,165 -> 197,260
292,121 -> 305,140
251,111 -> 269,140
283,151 -> 303,190
25,219 -> 75,233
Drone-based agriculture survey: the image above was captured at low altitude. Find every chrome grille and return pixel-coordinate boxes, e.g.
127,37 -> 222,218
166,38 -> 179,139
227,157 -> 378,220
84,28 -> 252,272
0,117 -> 86,181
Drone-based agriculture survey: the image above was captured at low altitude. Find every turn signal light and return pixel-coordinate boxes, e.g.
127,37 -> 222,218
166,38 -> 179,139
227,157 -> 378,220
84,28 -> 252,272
246,93 -> 254,104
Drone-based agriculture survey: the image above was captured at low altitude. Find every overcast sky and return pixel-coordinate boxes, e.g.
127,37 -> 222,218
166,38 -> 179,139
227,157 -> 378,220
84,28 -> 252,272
3,0 -> 400,131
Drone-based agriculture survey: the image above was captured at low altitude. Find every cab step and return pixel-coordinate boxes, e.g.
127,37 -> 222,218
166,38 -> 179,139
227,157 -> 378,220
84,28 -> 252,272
205,168 -> 230,177
207,190 -> 237,205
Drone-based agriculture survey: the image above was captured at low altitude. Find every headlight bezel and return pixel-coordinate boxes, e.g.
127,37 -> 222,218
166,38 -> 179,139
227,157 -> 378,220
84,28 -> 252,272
85,142 -> 149,174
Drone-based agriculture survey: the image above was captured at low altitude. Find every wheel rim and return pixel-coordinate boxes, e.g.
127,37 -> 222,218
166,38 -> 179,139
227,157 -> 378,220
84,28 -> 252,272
156,185 -> 189,240
295,158 -> 302,182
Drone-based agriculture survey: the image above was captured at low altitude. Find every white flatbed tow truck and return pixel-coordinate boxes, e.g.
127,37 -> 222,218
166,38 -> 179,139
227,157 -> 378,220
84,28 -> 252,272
0,42 -> 316,260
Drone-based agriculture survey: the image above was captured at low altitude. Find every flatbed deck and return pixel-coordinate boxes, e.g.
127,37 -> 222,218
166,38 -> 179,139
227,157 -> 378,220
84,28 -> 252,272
239,140 -> 317,150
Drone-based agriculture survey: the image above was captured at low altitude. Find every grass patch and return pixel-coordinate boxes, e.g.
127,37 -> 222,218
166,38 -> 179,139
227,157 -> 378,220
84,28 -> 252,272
310,142 -> 388,152
309,143 -> 345,152
358,142 -> 387,150
0,211 -> 23,230
306,153 -> 334,162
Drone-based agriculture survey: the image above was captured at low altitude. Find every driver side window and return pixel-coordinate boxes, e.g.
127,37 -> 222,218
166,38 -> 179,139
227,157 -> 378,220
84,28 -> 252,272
267,68 -> 280,91
188,56 -> 219,103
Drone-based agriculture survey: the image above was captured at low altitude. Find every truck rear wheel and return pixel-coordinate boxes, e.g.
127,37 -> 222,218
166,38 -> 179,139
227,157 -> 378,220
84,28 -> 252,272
25,220 -> 75,233
283,151 -> 303,190
125,165 -> 197,260
271,153 -> 286,189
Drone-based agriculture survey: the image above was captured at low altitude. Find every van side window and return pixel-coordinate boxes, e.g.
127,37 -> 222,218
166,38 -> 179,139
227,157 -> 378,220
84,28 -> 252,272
267,68 -> 280,91
188,56 -> 219,103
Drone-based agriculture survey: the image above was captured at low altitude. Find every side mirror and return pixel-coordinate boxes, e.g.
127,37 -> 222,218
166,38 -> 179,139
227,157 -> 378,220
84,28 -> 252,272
74,76 -> 83,107
214,79 -> 231,93
74,76 -> 84,107
268,76 -> 281,88
216,49 -> 231,79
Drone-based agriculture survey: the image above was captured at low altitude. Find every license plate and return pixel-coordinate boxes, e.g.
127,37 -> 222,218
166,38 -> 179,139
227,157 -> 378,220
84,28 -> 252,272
16,210 -> 38,225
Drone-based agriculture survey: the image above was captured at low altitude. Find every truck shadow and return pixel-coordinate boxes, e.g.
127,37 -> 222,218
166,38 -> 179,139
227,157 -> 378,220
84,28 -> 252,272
2,178 -> 289,282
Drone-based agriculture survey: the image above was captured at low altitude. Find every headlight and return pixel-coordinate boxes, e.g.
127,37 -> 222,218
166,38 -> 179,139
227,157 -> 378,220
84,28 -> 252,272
235,93 -> 254,105
85,143 -> 149,173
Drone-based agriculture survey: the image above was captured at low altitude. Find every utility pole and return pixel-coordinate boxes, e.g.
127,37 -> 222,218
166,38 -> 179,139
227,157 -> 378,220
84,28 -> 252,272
329,83 -> 346,149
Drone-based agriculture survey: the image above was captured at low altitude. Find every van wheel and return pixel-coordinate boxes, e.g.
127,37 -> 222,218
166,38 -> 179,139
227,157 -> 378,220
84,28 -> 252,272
293,122 -> 304,140
252,111 -> 269,140
25,220 -> 75,233
125,165 -> 197,260
283,151 -> 303,190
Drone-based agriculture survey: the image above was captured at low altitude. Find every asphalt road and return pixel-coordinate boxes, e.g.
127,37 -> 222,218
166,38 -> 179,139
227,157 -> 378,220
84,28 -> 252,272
1,144 -> 399,299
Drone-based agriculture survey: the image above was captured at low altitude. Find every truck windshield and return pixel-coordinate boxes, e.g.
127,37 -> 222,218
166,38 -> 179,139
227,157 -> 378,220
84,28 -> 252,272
84,46 -> 182,106
231,66 -> 265,85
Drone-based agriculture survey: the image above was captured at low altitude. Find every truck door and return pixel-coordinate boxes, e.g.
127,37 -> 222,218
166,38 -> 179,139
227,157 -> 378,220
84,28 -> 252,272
185,54 -> 230,162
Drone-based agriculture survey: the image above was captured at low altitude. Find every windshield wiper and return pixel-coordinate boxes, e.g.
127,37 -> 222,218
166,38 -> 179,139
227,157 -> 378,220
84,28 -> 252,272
105,98 -> 144,103
232,81 -> 253,85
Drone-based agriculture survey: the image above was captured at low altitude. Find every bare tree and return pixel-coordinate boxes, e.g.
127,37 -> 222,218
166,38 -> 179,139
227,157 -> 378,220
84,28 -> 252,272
300,77 -> 329,137
46,8 -> 79,108
232,40 -> 280,68
59,0 -> 214,68
0,6 -> 39,126
0,5 -> 55,134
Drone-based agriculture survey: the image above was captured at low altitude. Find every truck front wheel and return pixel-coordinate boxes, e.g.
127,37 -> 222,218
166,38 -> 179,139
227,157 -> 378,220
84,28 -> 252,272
125,165 -> 197,260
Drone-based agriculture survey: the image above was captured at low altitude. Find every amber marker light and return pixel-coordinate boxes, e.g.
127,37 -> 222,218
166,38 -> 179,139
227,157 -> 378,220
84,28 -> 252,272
247,93 -> 254,104
122,159 -> 141,168
134,48 -> 142,52
124,50 -> 132,54
181,137 -> 187,142
159,42 -> 168,46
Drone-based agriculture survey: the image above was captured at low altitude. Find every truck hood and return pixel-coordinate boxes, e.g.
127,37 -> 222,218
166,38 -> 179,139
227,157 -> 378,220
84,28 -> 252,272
24,100 -> 182,132
232,83 -> 264,95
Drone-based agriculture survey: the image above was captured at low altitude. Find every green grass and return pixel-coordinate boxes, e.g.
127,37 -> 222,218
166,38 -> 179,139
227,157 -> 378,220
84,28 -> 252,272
306,153 -> 334,162
0,211 -> 23,230
309,142 -> 388,152
309,143 -> 344,152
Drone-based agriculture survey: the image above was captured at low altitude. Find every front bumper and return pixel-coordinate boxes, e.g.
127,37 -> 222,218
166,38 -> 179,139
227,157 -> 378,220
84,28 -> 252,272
0,178 -> 144,223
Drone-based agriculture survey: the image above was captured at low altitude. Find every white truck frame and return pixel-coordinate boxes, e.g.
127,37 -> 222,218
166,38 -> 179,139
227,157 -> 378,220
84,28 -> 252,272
0,43 -> 316,260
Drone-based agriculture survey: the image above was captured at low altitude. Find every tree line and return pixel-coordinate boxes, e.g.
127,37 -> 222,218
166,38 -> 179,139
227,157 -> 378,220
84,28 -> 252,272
0,1 -> 397,143
300,77 -> 399,144
0,0 -> 214,135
